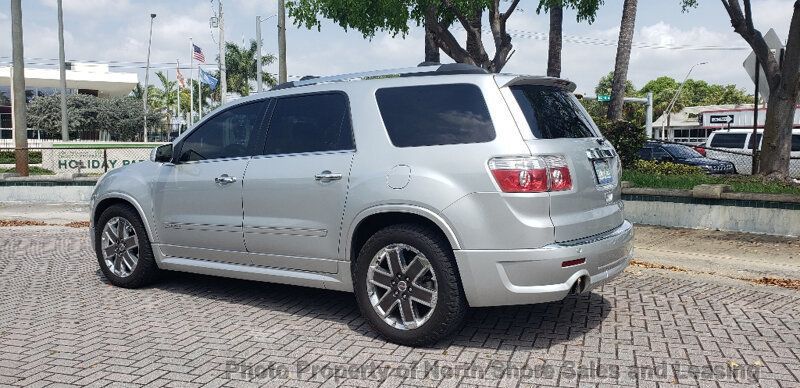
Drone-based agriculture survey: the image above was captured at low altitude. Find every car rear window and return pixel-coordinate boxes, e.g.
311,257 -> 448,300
510,85 -> 596,139
709,133 -> 747,148
375,84 -> 495,148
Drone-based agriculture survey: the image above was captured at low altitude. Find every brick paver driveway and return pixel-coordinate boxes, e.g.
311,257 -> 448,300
1,227 -> 799,387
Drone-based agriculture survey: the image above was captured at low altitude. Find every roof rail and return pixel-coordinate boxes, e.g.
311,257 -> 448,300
269,63 -> 488,91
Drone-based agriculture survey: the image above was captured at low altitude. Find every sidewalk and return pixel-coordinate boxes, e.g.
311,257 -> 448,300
1,202 -> 797,282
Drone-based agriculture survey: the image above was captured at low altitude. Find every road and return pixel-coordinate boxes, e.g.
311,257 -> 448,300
1,225 -> 799,387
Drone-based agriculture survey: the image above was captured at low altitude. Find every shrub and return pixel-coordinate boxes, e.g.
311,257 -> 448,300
0,151 -> 42,164
593,118 -> 647,167
632,159 -> 704,175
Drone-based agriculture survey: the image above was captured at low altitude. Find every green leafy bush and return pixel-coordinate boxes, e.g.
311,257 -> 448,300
632,159 -> 703,175
0,151 -> 42,164
593,118 -> 646,167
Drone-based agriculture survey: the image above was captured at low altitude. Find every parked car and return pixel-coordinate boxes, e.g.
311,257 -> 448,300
90,64 -> 633,346
705,129 -> 800,177
639,141 -> 736,174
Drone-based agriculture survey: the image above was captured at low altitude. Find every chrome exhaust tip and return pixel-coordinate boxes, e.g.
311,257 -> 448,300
569,276 -> 589,295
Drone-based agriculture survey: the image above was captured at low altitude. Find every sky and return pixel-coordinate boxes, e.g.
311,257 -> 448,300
0,0 -> 796,95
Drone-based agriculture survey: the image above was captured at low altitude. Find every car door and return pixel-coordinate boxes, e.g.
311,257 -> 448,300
153,100 -> 268,264
242,92 -> 354,273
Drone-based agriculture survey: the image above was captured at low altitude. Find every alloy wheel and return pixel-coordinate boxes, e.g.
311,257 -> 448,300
366,243 -> 438,330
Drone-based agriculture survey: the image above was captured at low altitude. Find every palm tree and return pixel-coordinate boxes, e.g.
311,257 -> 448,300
607,0 -> 638,121
223,39 -> 277,96
155,71 -> 177,115
538,1 -> 604,79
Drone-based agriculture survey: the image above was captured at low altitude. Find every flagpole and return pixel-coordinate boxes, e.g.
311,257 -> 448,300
176,59 -> 181,135
189,37 -> 194,127
198,66 -> 203,120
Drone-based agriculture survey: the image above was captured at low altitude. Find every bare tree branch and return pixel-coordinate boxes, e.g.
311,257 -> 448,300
503,0 -> 521,21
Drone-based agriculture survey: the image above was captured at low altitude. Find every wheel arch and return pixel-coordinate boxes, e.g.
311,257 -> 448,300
346,205 -> 461,263
93,193 -> 156,243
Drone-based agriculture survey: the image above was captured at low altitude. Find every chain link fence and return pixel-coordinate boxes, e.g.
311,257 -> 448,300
649,139 -> 800,178
0,145 -> 159,175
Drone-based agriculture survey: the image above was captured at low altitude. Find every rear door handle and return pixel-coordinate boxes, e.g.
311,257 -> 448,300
314,171 -> 343,182
215,174 -> 237,185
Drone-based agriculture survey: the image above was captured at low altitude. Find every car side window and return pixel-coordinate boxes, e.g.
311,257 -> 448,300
179,101 -> 268,162
638,147 -> 652,160
376,84 -> 495,147
652,146 -> 669,160
263,93 -> 354,155
792,135 -> 800,152
709,133 -> 747,149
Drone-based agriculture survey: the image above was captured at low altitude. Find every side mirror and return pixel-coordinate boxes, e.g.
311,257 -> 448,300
151,143 -> 174,163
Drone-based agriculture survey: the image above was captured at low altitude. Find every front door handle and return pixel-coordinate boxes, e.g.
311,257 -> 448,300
215,174 -> 237,185
314,171 -> 343,182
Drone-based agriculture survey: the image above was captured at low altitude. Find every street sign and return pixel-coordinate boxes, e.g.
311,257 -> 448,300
709,114 -> 735,124
597,95 -> 611,102
743,28 -> 784,103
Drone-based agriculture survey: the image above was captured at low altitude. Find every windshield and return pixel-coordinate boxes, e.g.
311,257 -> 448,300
510,85 -> 597,139
662,143 -> 703,159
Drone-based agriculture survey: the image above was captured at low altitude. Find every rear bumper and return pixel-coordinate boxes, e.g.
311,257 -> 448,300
454,220 -> 634,307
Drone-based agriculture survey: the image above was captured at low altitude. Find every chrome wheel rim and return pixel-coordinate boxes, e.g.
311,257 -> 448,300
100,217 -> 139,278
366,243 -> 438,330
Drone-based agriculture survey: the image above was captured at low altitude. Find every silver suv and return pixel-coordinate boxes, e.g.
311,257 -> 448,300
90,64 -> 633,346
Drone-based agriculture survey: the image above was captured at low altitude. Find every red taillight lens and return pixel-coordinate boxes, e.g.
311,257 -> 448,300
541,156 -> 572,192
694,146 -> 706,156
488,156 -> 573,193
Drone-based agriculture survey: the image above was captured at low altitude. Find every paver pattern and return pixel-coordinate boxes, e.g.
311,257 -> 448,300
1,227 -> 799,387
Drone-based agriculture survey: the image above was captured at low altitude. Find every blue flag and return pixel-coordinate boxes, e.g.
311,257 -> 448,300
198,68 -> 219,91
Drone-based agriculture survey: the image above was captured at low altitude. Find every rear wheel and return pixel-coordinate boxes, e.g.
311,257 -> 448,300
353,224 -> 467,346
94,204 -> 160,288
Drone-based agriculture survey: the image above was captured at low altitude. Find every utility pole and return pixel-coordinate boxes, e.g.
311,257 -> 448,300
10,0 -> 28,176
57,0 -> 68,141
143,13 -> 156,142
218,0 -> 227,103
645,92 -> 653,138
278,0 -> 287,83
256,16 -> 263,93
256,15 -> 276,93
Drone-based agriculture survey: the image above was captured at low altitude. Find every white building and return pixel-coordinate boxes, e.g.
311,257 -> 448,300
0,62 -> 138,140
653,103 -> 800,143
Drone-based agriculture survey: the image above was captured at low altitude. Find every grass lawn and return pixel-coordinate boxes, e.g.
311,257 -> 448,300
0,166 -> 55,175
622,170 -> 800,196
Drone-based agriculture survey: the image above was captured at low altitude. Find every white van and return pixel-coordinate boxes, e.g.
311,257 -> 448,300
704,129 -> 800,177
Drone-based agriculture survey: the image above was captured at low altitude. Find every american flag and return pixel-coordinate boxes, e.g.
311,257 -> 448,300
192,44 -> 205,63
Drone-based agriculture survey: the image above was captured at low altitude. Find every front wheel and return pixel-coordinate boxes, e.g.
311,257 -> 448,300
353,224 -> 467,346
94,204 -> 160,288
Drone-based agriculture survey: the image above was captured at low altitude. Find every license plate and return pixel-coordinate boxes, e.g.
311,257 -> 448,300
593,159 -> 614,185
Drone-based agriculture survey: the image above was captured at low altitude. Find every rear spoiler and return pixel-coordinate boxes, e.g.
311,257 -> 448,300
495,75 -> 577,93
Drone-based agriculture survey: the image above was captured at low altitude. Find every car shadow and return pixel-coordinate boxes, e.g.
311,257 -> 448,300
95,269 -> 611,350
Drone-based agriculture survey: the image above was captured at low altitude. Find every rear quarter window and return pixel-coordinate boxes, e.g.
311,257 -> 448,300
375,84 -> 495,147
709,133 -> 747,149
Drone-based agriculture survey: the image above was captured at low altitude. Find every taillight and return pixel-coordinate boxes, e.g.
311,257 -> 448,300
694,146 -> 706,156
488,156 -> 573,193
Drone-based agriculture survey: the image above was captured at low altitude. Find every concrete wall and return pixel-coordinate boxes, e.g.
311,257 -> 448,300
0,185 -> 94,203
624,200 -> 800,237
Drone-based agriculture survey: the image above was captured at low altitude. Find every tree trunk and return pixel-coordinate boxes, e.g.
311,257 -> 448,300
423,6 -> 440,64
465,11 -> 489,67
11,0 -> 28,176
547,4 -> 563,78
759,0 -> 800,179
607,0 -> 638,121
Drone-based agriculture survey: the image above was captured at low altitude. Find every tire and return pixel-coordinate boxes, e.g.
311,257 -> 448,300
94,204 -> 160,288
353,223 -> 468,346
